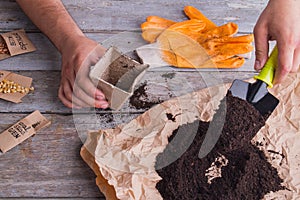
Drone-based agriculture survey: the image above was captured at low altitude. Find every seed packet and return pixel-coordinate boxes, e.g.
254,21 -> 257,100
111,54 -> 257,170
0,70 -> 34,103
0,110 -> 51,153
0,29 -> 36,61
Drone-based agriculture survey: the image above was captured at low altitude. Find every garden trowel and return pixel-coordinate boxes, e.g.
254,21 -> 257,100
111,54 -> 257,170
229,45 -> 279,116
198,46 -> 279,159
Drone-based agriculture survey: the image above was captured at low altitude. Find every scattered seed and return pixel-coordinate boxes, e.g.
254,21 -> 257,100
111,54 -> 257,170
0,42 -> 9,55
0,79 -> 34,94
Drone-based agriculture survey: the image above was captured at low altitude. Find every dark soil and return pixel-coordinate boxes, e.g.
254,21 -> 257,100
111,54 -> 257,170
161,72 -> 176,79
102,113 -> 114,123
129,82 -> 163,110
101,55 -> 138,86
155,92 -> 284,200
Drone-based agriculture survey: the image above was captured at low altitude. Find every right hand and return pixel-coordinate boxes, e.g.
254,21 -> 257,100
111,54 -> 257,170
253,0 -> 300,84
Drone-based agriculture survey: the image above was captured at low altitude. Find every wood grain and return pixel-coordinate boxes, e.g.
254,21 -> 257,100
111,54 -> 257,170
0,70 -> 256,113
0,32 -> 259,72
0,0 -> 268,71
0,199 -> 104,200
0,0 -> 268,198
0,0 -> 267,33
0,113 -> 139,198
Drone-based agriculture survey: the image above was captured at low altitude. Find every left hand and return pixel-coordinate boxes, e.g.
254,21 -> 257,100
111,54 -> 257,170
58,35 -> 109,109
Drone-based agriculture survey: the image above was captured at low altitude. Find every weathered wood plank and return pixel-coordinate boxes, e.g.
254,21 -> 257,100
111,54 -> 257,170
0,0 -> 268,72
0,33 -> 112,71
0,113 -> 139,198
0,197 -> 105,200
0,0 -> 267,33
0,0 -> 269,199
0,70 -> 256,114
0,1 -> 268,71
0,32 -> 259,72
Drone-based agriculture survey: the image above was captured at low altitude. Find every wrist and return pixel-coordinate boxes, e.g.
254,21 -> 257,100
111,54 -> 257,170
56,30 -> 86,54
59,34 -> 100,68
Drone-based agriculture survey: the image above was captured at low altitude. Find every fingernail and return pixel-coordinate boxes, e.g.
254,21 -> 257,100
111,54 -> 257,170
96,102 -> 109,109
254,60 -> 261,70
102,103 -> 109,109
96,90 -> 104,96
96,95 -> 105,100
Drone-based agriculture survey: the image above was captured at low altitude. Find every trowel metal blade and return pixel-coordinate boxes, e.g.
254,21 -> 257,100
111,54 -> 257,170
229,79 -> 279,116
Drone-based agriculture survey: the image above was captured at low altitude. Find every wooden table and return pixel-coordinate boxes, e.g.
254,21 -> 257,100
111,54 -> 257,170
0,0 -> 267,199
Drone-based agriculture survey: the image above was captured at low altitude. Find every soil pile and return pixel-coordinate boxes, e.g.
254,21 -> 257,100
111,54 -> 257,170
156,92 -> 284,200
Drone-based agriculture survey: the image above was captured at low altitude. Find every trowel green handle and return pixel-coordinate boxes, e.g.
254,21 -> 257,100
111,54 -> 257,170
254,46 -> 278,88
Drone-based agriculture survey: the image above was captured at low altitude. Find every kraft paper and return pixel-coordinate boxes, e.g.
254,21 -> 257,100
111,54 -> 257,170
82,72 -> 300,199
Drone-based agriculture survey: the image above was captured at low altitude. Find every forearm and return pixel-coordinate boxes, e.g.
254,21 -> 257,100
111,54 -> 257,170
16,0 -> 84,53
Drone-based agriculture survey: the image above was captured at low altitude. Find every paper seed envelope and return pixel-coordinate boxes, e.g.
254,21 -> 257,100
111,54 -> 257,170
0,110 -> 51,153
0,29 -> 36,61
0,70 -> 33,103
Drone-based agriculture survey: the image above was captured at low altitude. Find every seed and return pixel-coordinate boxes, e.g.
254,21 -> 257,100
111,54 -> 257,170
0,42 -> 9,55
0,79 -> 34,94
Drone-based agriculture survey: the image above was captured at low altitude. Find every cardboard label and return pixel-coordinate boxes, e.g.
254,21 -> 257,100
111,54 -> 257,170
0,110 -> 51,153
0,70 -> 33,103
0,29 -> 36,60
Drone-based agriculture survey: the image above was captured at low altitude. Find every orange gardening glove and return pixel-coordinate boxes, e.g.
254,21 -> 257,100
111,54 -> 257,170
156,20 -> 254,68
156,22 -> 215,69
141,16 -> 176,43
141,5 -> 254,68
183,5 -> 217,30
184,5 -> 254,68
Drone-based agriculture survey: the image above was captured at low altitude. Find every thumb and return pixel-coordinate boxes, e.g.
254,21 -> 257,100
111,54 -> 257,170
253,25 -> 269,71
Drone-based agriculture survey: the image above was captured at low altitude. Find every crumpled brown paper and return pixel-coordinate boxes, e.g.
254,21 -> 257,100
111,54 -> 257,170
81,72 -> 300,200
256,73 -> 300,200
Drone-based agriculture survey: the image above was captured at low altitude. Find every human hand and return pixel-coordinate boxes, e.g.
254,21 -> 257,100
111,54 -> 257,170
253,0 -> 300,84
58,35 -> 109,109
15,0 -> 109,108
